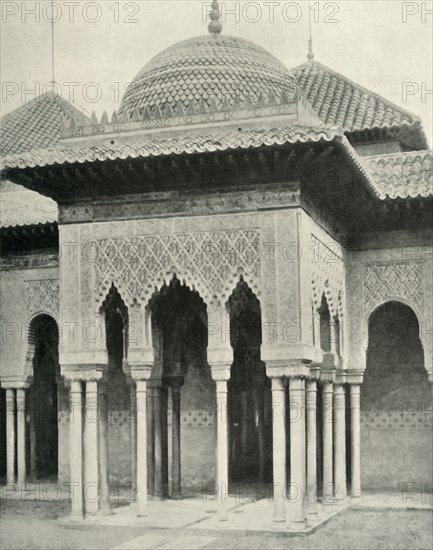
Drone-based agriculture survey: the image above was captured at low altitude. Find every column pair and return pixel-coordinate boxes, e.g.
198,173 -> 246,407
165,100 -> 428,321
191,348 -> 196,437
5,385 -> 28,489
267,369 -> 312,530
68,374 -> 110,521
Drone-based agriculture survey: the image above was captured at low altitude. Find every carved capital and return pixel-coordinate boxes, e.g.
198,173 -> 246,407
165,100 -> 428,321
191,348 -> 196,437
345,369 -> 365,386
209,363 -> 231,382
318,366 -> 336,384
130,364 -> 153,381
61,364 -> 107,382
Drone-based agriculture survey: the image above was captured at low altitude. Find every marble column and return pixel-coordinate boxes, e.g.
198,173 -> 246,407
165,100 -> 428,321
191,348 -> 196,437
334,384 -> 347,502
130,383 -> 137,488
210,364 -> 231,512
322,382 -> 334,503
270,377 -> 286,525
350,385 -> 361,498
6,388 -> 16,488
69,380 -> 84,521
306,379 -> 318,515
98,381 -> 111,515
84,380 -> 99,514
289,377 -> 306,529
16,388 -> 26,486
153,381 -> 165,499
169,378 -> 183,499
134,373 -> 151,517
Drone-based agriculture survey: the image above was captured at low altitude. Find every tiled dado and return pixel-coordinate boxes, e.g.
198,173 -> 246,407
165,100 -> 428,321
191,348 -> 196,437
361,410 -> 433,430
58,408 -> 216,428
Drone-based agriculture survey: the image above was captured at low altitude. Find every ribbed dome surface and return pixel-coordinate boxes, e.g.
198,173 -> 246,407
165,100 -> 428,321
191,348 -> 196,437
119,35 -> 300,119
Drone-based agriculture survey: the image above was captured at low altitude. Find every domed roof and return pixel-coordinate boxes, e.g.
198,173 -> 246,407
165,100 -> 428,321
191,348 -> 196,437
119,34 -> 300,121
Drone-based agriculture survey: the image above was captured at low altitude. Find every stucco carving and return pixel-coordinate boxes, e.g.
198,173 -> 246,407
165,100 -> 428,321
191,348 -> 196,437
25,279 -> 59,322
89,229 -> 261,307
362,262 -> 422,319
310,234 -> 345,318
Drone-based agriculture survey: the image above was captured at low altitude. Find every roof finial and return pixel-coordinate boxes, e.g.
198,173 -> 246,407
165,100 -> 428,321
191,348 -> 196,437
208,1 -> 222,35
307,0 -> 314,60
50,0 -> 56,91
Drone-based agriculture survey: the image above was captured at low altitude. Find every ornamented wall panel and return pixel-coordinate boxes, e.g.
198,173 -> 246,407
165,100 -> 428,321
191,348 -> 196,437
25,279 -> 60,322
362,261 -> 422,319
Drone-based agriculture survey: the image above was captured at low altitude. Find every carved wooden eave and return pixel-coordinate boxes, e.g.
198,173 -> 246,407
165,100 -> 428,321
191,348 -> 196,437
0,221 -> 58,256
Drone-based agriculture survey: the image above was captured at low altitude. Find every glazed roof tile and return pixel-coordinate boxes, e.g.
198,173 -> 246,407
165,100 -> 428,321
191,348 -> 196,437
1,92 -> 87,228
0,186 -> 58,228
293,60 -> 420,134
364,150 -> 432,199
119,35 -> 300,119
0,91 -> 89,156
1,125 -> 339,169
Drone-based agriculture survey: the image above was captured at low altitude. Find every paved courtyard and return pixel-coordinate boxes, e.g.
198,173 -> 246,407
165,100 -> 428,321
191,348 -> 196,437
1,500 -> 432,550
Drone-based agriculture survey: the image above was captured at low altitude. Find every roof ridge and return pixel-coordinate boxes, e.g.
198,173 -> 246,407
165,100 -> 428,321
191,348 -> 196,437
292,59 -> 420,124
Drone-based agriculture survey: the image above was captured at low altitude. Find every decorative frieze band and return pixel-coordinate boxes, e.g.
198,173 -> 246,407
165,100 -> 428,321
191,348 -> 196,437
90,228 -> 261,307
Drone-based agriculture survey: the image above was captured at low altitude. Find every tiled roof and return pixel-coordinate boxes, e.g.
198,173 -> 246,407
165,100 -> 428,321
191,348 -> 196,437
293,60 -> 419,134
1,92 -> 87,228
364,150 -> 432,199
119,34 -> 300,120
0,186 -> 58,228
0,91 -> 89,156
1,125 -> 339,169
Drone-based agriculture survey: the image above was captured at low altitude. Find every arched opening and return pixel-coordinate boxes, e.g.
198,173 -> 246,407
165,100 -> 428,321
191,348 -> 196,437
148,275 -> 213,497
319,294 -> 331,353
27,314 -> 60,480
362,301 -> 432,489
227,279 -> 272,487
101,284 -> 131,484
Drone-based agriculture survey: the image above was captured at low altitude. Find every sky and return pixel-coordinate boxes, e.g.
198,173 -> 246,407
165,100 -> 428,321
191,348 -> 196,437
1,0 -> 432,143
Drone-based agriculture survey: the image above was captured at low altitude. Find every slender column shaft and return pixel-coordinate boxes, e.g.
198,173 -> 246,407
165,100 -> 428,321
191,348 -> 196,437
98,382 -> 111,515
334,385 -> 347,502
271,377 -> 286,524
84,381 -> 99,515
29,394 -> 36,480
255,386 -> 266,482
215,380 -> 229,504
136,379 -> 149,516
130,383 -> 137,488
70,380 -> 83,521
306,380 -> 318,515
289,378 -> 306,529
6,388 -> 16,488
322,382 -> 334,503
16,389 -> 26,486
171,381 -> 182,499
153,385 -> 164,498
350,385 -> 361,498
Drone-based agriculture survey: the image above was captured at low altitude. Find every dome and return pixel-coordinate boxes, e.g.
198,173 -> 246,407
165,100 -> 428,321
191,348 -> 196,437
119,34 -> 301,121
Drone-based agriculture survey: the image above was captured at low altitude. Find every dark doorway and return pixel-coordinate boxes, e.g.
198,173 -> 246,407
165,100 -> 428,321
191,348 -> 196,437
227,279 -> 272,486
27,315 -> 59,479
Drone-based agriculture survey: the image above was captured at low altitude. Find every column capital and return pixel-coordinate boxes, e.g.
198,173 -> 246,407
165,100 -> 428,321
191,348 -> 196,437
318,366 -> 336,384
61,364 -> 106,382
130,364 -> 153,381
334,370 -> 346,385
209,363 -> 231,382
265,362 -> 311,380
1,377 -> 31,390
345,369 -> 364,385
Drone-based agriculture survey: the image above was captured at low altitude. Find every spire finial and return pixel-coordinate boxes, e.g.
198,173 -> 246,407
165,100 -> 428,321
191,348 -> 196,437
307,0 -> 314,60
208,1 -> 222,35
50,0 -> 56,91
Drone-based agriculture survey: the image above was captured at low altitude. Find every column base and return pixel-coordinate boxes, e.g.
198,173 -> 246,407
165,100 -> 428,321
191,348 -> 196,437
69,511 -> 84,523
272,519 -> 286,530
170,492 -> 182,500
289,520 -> 306,531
